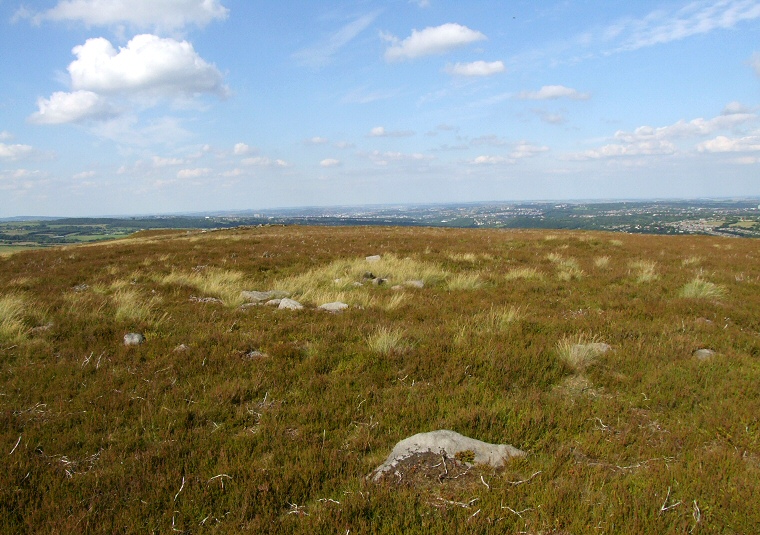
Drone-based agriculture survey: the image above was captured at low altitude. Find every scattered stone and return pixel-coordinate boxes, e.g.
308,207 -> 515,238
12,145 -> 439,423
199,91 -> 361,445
371,430 -> 525,482
352,281 -> 364,287
241,290 -> 289,303
391,285 -> 404,291
366,255 -> 381,263
189,295 -> 224,304
173,344 -> 189,352
240,302 -> 260,309
243,350 -> 268,360
72,284 -> 89,292
30,322 -> 54,334
123,333 -> 145,346
362,271 -> 376,280
318,301 -> 349,312
693,348 -> 716,360
372,277 -> 387,286
404,280 -> 425,289
278,298 -> 304,310
265,299 -> 282,306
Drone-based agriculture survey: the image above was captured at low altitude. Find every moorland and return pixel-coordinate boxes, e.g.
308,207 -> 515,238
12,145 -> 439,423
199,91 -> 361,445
1,225 -> 759,533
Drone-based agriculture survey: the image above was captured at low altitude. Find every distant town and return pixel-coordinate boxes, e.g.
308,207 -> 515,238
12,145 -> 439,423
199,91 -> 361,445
2,199 -> 759,251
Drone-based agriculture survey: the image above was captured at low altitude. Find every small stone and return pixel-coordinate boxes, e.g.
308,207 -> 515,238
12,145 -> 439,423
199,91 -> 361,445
173,344 -> 188,352
243,350 -> 268,360
362,271 -> 376,280
391,285 -> 403,291
278,298 -> 304,310
265,299 -> 282,306
124,333 -> 145,346
366,255 -> 381,263
372,277 -> 387,286
693,348 -> 716,360
319,301 -> 349,312
404,280 -> 425,289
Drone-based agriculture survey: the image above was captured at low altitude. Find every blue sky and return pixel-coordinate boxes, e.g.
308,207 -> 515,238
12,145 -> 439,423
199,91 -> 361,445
1,0 -> 760,217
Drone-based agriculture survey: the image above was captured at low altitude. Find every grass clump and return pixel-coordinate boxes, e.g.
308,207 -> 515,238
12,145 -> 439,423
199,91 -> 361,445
112,288 -> 160,322
556,335 -> 610,372
446,272 -> 483,290
367,326 -> 408,355
504,266 -> 543,280
679,277 -> 726,299
161,267 -> 247,306
629,259 -> 658,283
594,256 -> 611,269
547,253 -> 583,280
0,294 -> 27,343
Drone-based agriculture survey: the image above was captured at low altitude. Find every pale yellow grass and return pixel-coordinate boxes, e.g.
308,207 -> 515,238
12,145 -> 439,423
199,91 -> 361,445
112,288 -> 162,322
505,266 -> 543,281
629,259 -> 659,283
367,327 -> 408,355
557,335 -> 609,372
679,278 -> 726,300
446,272 -> 483,290
160,267 -> 248,307
0,294 -> 27,343
547,253 -> 584,280
682,256 -> 702,266
594,256 -> 611,269
455,305 -> 522,344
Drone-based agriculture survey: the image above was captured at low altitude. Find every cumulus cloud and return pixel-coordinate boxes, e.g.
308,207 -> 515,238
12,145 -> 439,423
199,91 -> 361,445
445,60 -> 504,77
68,35 -> 226,97
472,155 -> 512,165
0,143 -> 34,161
751,52 -> 760,76
152,156 -> 184,166
28,90 -> 115,124
24,0 -> 229,32
698,135 -> 760,153
233,142 -> 253,155
368,126 -> 414,137
383,23 -> 486,61
0,131 -> 12,141
242,156 -> 289,167
306,137 -> 329,145
73,170 -> 96,179
177,167 -> 211,179
516,85 -> 590,101
569,140 -> 678,160
320,158 -> 341,167
510,142 -> 549,159
612,113 -> 756,143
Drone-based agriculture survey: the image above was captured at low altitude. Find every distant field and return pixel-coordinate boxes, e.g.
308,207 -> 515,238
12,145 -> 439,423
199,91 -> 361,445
1,225 -> 759,533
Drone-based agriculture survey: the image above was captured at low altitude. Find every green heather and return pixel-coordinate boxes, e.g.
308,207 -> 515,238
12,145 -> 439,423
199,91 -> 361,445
1,225 -> 759,533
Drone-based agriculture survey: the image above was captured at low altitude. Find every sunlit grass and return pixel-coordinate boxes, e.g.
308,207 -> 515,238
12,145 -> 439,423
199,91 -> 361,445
556,335 -> 609,372
160,267 -> 247,306
679,277 -> 726,299
0,294 -> 27,343
504,266 -> 543,281
594,256 -> 610,269
367,326 -> 408,355
629,259 -> 658,283
547,253 -> 583,280
446,272 -> 483,290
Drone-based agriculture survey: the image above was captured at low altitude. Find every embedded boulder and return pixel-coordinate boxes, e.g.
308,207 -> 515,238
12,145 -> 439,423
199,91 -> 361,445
123,333 -> 145,346
278,298 -> 304,310
318,302 -> 349,312
241,290 -> 290,303
371,430 -> 525,482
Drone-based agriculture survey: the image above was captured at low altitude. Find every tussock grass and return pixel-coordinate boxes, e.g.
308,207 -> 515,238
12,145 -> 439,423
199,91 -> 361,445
629,259 -> 659,283
276,254 -> 446,305
547,253 -> 583,280
112,288 -> 160,322
679,277 -> 726,299
0,294 -> 27,343
446,272 -> 483,290
161,267 -> 247,306
682,255 -> 702,266
594,255 -> 611,269
455,305 -> 522,344
367,326 -> 408,355
504,266 -> 543,280
556,335 -> 609,372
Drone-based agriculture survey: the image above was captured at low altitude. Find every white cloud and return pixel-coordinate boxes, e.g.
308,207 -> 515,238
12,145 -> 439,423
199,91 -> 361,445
410,0 -> 430,7
73,170 -> 96,179
471,135 -> 508,146
293,12 -> 379,69
68,35 -> 226,97
233,142 -> 253,155
383,23 -> 486,61
569,140 -> 678,160
472,155 -> 512,165
320,158 -> 341,167
510,142 -> 549,159
177,167 -> 211,179
445,60 -> 505,77
0,131 -> 12,141
752,52 -> 760,76
533,109 -> 567,125
241,156 -> 289,167
612,113 -> 756,143
28,90 -> 115,124
614,0 -> 760,52
368,126 -> 414,137
306,137 -> 329,145
698,135 -> 760,153
0,143 -> 34,161
27,0 -> 228,32
516,85 -> 590,101
152,156 -> 184,166
365,150 -> 432,165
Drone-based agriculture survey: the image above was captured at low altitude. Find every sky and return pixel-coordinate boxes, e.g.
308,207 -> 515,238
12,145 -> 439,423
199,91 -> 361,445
1,0 -> 760,217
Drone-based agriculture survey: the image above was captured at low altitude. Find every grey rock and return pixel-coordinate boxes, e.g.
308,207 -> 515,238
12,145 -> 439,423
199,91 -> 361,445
404,280 -> 425,289
278,298 -> 304,310
265,299 -> 282,306
123,333 -> 145,346
365,255 -> 382,263
318,301 -> 349,312
173,344 -> 189,352
362,271 -> 376,280
371,430 -> 525,482
241,290 -> 289,303
372,277 -> 387,286
693,348 -> 716,360
189,295 -> 223,304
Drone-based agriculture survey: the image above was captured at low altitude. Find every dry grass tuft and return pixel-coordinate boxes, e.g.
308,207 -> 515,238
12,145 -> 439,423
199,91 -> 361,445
682,255 -> 702,266
455,305 -> 522,344
629,259 -> 659,283
547,253 -> 583,280
367,326 -> 408,355
0,294 -> 27,343
557,335 -> 610,372
161,267 -> 247,306
505,266 -> 543,281
679,277 -> 726,299
594,256 -> 611,269
112,288 -> 161,322
446,272 -> 483,290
